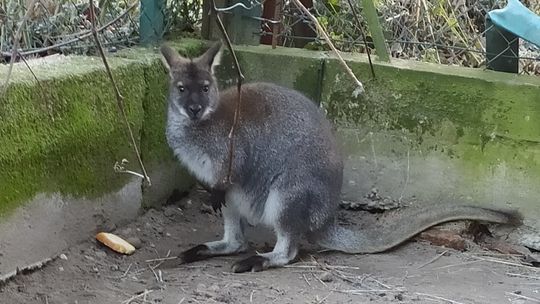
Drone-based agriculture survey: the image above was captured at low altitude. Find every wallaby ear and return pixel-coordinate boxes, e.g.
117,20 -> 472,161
160,44 -> 185,73
195,41 -> 223,74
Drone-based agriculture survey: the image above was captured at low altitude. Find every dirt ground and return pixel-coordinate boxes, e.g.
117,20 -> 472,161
1,188 -> 539,304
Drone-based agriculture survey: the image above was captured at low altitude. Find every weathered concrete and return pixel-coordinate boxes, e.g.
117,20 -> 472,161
322,54 -> 540,236
0,178 -> 141,278
215,44 -> 540,238
0,44 -> 204,277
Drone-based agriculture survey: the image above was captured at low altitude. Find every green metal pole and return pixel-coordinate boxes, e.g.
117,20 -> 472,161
361,0 -> 390,62
140,0 -> 165,45
485,17 -> 519,73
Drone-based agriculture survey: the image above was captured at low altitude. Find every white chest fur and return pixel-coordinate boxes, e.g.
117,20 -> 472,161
226,187 -> 283,227
173,147 -> 217,186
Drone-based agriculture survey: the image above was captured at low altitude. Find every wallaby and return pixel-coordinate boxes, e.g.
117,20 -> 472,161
160,41 -> 522,273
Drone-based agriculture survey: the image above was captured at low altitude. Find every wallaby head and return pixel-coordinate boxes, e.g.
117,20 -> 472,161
160,41 -> 223,122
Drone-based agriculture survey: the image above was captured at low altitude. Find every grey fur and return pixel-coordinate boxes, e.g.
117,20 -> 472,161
160,42 -> 522,272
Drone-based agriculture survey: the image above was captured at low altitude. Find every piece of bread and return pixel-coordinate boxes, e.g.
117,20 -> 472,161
96,232 -> 136,255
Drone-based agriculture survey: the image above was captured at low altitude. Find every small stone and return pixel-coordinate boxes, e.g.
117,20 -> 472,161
91,266 -> 99,273
58,266 -> 64,272
95,250 -> 107,258
59,253 -> 68,260
229,283 -> 243,288
165,232 -> 171,237
110,265 -> 120,271
514,290 -> 522,295
118,227 -> 133,236
319,271 -> 333,282
195,283 -> 216,298
163,208 -> 176,218
208,284 -> 220,292
126,237 -> 142,249
395,293 -> 404,301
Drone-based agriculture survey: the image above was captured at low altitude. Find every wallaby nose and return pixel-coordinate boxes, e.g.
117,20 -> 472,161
188,104 -> 202,117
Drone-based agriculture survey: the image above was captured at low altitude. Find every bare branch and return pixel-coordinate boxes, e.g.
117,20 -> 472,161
88,0 -> 151,187
1,0 -> 38,95
291,0 -> 364,94
1,2 -> 138,58
345,0 -> 376,78
209,0 -> 245,185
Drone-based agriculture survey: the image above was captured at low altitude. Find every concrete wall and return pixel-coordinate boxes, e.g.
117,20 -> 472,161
0,41 -> 205,278
1,39 -> 539,276
215,44 -> 540,244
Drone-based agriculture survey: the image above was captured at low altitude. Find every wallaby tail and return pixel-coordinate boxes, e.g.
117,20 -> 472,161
317,205 -> 522,254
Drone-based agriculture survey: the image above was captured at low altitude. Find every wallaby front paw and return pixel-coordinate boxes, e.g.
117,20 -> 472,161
232,255 -> 267,273
179,244 -> 210,264
209,189 -> 226,213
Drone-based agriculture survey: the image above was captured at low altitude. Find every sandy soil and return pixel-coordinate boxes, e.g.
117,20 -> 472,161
1,188 -> 539,304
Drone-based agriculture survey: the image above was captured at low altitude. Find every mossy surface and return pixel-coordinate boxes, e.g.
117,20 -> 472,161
0,40 -> 209,215
2,39 -> 540,222
0,57 -> 147,215
322,57 -> 540,144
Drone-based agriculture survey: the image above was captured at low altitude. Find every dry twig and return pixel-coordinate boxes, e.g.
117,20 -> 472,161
505,292 -> 540,303
88,0 -> 151,186
1,0 -> 38,95
291,0 -> 364,95
209,0 -> 245,185
506,272 -> 540,280
1,2 -> 138,58
345,0 -> 375,78
415,292 -> 465,304
472,256 -> 540,271
416,250 -> 448,269
121,289 -> 153,304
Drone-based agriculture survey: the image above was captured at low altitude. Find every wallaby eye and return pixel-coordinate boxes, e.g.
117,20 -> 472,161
178,85 -> 185,92
202,85 -> 209,93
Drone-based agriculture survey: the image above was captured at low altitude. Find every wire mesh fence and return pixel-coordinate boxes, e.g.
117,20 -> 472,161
0,0 -> 204,62
1,0 -> 539,75
255,0 -> 540,75
378,0 -> 540,75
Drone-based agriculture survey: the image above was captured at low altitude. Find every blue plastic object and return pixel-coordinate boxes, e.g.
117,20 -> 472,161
488,0 -> 540,48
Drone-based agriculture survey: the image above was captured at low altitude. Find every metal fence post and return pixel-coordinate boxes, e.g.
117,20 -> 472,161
139,0 -> 165,45
361,0 -> 390,62
485,17 -> 519,73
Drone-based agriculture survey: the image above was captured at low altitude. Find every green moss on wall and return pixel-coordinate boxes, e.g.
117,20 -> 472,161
0,60 -> 147,215
322,59 -> 540,146
3,39 -> 539,222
